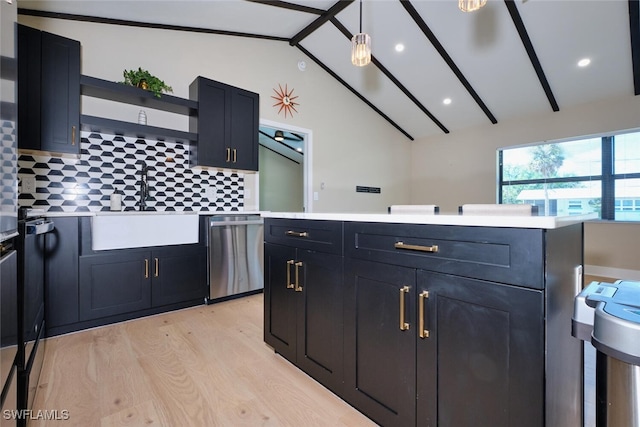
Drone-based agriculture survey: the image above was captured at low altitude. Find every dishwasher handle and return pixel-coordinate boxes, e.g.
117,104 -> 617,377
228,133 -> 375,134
210,219 -> 264,227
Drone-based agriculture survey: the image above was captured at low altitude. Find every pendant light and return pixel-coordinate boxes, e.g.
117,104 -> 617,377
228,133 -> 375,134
459,0 -> 487,12
351,0 -> 371,67
274,130 -> 284,142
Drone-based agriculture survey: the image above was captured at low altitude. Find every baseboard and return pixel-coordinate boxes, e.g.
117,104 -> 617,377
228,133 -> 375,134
584,265 -> 640,281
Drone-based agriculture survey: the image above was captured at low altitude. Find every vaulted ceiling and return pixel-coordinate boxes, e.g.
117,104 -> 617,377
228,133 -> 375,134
18,0 -> 640,141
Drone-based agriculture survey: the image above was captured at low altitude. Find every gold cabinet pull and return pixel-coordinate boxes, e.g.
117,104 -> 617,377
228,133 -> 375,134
226,148 -> 231,162
144,259 -> 149,279
154,258 -> 159,277
286,260 -> 295,289
232,148 -> 237,163
285,230 -> 308,238
294,261 -> 303,292
399,285 -> 410,331
71,125 -> 76,146
394,241 -> 439,253
419,291 -> 430,339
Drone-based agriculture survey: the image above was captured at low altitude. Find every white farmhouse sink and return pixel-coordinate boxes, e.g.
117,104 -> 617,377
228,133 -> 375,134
92,211 -> 199,251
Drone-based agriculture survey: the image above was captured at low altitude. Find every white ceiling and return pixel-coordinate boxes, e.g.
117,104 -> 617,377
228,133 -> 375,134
18,0 -> 637,141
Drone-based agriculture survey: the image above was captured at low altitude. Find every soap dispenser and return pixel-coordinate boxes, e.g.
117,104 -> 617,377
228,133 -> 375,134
110,188 -> 122,211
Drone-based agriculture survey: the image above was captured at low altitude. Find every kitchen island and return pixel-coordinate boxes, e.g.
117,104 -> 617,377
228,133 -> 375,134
262,211 -> 596,427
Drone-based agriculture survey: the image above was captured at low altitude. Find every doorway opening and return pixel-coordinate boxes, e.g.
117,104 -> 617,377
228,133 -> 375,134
258,119 -> 312,213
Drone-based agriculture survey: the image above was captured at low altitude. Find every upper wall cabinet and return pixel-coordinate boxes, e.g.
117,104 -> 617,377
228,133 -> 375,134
189,76 -> 259,171
18,24 -> 80,155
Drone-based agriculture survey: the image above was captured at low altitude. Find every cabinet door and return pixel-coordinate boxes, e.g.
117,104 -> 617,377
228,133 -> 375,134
229,86 -> 258,171
263,243 -> 297,362
190,77 -> 230,168
295,249 -> 343,395
151,245 -> 207,307
21,232 -> 44,344
344,258 -> 417,427
416,271 -> 544,427
0,250 -> 18,353
45,217 -> 79,329
79,251 -> 151,321
40,31 -> 80,154
17,24 -> 41,151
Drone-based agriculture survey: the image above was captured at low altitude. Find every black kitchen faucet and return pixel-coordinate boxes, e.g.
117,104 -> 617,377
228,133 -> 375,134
139,161 -> 151,211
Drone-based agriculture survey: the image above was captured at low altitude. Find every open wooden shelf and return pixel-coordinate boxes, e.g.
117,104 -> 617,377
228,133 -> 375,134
81,115 -> 197,144
80,75 -> 198,116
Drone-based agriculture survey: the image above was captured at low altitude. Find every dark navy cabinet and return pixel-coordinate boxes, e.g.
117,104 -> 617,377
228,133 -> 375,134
79,250 -> 151,321
44,217 -> 79,331
78,244 -> 207,322
150,244 -> 207,307
18,24 -> 80,155
265,218 -> 584,427
45,216 -> 207,336
343,259 -> 417,427
189,76 -> 259,171
414,271 -> 543,427
17,24 -> 41,152
264,219 -> 344,396
343,221 -> 581,427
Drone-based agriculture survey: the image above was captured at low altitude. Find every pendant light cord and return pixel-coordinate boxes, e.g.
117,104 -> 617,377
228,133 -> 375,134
359,0 -> 363,33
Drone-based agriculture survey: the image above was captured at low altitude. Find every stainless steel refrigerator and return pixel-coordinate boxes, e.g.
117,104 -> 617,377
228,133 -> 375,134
1,0 -> 19,416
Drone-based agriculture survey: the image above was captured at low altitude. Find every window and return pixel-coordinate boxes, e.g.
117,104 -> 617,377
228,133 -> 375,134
498,131 -> 640,221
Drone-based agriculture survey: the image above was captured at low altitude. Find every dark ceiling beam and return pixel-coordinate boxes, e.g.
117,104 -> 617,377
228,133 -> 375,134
331,18 -> 449,134
245,0 -> 325,15
295,44 -> 414,141
629,0 -> 640,95
21,2 -> 415,140
400,0 -> 497,124
18,8 -> 289,41
504,0 -> 559,111
289,0 -> 354,46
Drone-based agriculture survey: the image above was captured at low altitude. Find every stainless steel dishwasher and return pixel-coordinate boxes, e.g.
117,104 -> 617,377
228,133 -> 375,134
207,214 -> 264,302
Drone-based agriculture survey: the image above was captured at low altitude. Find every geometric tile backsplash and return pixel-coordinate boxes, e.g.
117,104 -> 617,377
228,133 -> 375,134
18,131 -> 244,213
1,120 -> 18,220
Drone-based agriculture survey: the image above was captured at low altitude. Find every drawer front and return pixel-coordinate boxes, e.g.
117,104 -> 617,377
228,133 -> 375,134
345,222 -> 544,289
264,218 -> 343,255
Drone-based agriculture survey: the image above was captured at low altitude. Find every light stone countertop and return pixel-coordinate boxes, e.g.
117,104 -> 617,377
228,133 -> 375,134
28,210 -> 263,218
30,209 -> 598,229
261,211 -> 599,229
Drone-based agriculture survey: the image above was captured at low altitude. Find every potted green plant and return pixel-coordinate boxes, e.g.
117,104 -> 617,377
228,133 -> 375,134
121,67 -> 173,98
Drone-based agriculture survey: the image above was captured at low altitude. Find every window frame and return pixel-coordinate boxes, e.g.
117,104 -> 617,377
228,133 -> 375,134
498,133 -> 640,221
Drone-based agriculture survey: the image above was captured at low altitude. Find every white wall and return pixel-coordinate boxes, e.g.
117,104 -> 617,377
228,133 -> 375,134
410,93 -> 640,276
410,93 -> 640,212
19,15 -> 412,213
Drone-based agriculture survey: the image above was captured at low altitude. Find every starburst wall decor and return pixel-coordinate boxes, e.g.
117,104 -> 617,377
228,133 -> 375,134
271,84 -> 299,118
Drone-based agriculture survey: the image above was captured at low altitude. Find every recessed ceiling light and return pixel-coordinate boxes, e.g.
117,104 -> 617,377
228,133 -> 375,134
395,43 -> 405,53
443,98 -> 452,105
578,58 -> 591,67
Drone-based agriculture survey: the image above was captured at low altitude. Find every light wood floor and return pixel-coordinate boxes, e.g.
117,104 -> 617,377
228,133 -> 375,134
31,294 -> 377,427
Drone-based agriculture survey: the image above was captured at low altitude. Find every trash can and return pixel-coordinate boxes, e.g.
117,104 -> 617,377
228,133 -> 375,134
572,280 -> 640,427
